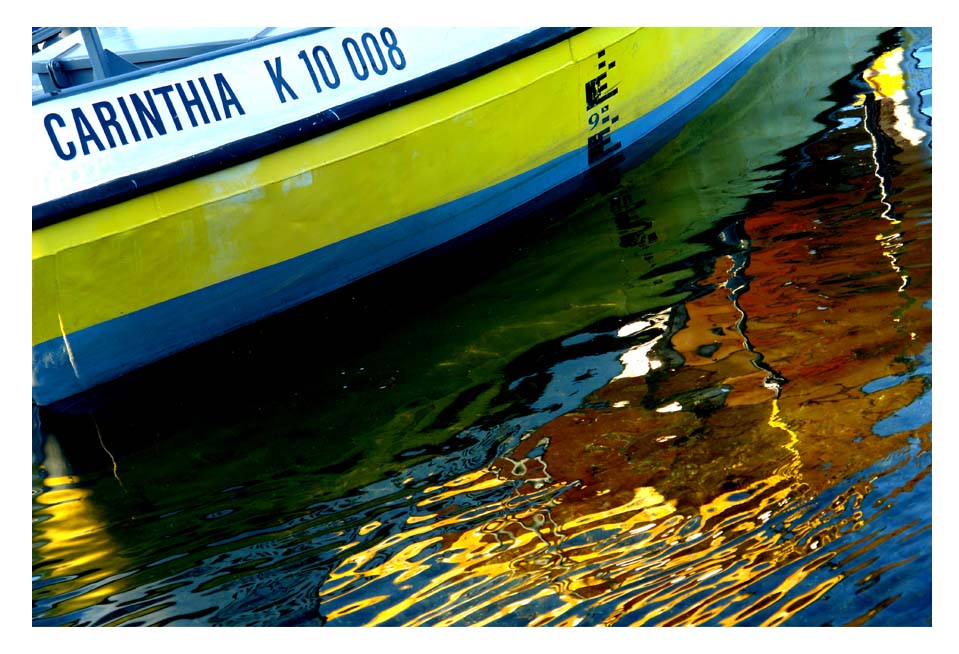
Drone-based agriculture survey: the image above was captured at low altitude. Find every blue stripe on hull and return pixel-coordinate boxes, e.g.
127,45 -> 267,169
32,28 -> 790,407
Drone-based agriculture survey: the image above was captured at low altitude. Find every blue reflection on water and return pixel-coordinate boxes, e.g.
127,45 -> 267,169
862,343 -> 932,437
759,438 -> 931,626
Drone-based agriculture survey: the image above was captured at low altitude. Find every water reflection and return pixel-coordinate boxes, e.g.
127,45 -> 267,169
317,26 -> 932,626
32,27 -> 931,627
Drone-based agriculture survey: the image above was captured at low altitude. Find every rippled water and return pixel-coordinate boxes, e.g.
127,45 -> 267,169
32,27 -> 932,628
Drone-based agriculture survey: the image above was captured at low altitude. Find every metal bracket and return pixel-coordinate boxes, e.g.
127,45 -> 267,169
43,42 -> 79,93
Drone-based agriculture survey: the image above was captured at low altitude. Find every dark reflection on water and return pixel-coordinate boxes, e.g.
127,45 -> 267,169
32,27 -> 931,627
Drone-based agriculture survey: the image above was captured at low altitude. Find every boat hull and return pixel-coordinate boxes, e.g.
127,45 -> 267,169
32,27 -> 790,407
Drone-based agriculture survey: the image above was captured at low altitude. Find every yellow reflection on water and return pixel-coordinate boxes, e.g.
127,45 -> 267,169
862,47 -> 927,147
318,382 -> 822,626
34,478 -> 126,618
318,454 -> 820,624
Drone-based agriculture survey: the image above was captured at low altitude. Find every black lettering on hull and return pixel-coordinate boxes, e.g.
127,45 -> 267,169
42,73 -> 244,160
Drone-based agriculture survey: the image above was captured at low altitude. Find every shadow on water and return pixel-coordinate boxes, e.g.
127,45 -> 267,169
33,27 -> 931,627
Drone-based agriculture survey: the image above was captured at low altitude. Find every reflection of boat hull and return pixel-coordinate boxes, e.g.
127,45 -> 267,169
32,27 -> 789,406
